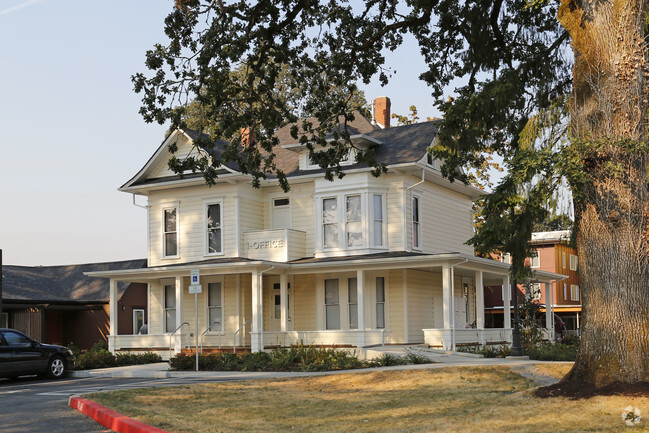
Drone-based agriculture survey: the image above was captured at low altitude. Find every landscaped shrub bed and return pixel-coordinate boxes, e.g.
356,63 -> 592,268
74,341 -> 162,370
169,344 -> 432,372
458,340 -> 578,361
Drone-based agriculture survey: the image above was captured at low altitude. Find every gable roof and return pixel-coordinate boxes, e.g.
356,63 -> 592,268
2,259 -> 147,303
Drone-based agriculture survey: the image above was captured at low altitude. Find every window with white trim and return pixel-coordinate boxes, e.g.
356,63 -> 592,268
569,254 -> 578,271
208,282 -> 223,331
530,251 -> 540,268
562,252 -> 566,269
163,207 -> 178,257
376,277 -> 385,329
322,198 -> 339,249
373,194 -> 384,247
528,283 -> 541,300
348,278 -> 358,329
570,284 -> 580,301
345,195 -> 363,247
324,279 -> 340,329
133,309 -> 145,335
412,195 -> 421,249
206,203 -> 223,254
563,283 -> 567,300
500,253 -> 511,264
164,285 -> 176,333
308,148 -> 352,169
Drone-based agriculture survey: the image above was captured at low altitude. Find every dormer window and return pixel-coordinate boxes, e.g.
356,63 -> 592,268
426,153 -> 437,168
307,148 -> 353,170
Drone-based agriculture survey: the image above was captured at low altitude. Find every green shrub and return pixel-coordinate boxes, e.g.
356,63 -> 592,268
404,349 -> 432,364
524,342 -> 577,361
369,353 -> 408,367
74,340 -> 163,370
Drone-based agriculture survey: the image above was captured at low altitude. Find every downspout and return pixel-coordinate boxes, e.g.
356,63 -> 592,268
449,258 -> 469,352
402,170 -> 425,252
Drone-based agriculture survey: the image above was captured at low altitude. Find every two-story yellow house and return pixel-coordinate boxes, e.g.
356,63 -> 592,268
88,97 -> 564,358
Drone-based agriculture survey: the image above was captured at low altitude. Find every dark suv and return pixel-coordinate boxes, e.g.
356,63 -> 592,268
0,328 -> 75,379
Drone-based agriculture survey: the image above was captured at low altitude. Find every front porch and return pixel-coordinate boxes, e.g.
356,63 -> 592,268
87,252 -> 565,359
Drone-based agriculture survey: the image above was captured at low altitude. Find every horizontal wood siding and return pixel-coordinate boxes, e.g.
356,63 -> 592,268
149,281 -> 164,335
285,184 -> 315,257
293,274 -> 317,331
406,269 -> 440,343
386,180 -> 405,251
409,177 -> 474,255
147,183 -> 250,266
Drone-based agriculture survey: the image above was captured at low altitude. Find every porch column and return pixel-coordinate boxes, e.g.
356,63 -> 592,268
442,266 -> 452,330
357,270 -> 366,347
475,271 -> 485,346
544,282 -> 554,341
502,275 -> 511,332
251,270 -> 263,352
109,279 -> 118,353
175,275 -> 184,354
280,273 -> 288,333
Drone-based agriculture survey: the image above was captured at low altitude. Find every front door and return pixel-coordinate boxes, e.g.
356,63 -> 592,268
268,278 -> 292,332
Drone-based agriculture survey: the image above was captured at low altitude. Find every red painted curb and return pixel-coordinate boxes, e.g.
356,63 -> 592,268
69,396 -> 169,433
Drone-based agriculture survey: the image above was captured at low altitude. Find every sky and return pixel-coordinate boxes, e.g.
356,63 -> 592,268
0,0 -> 443,266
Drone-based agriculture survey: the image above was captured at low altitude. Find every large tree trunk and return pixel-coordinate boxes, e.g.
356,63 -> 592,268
558,0 -> 649,387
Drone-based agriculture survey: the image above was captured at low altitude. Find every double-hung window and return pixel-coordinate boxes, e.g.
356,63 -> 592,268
163,207 -> 178,257
323,198 -> 339,249
563,283 -> 567,300
206,203 -> 222,254
570,284 -> 580,301
569,254 -> 578,271
562,252 -> 566,269
412,196 -> 421,249
373,194 -> 384,247
530,251 -> 540,268
164,285 -> 176,333
324,279 -> 340,329
346,195 -> 362,247
376,277 -> 385,329
348,278 -> 358,329
208,282 -> 223,332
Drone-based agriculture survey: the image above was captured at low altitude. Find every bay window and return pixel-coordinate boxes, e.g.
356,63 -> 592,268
323,198 -> 339,249
373,194 -> 384,247
346,195 -> 362,247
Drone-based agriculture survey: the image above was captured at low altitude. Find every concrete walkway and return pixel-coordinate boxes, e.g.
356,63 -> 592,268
68,345 -> 569,386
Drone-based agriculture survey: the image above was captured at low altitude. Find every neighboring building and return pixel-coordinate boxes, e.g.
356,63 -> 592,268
484,230 -> 579,333
87,97 -> 564,358
2,259 -> 147,350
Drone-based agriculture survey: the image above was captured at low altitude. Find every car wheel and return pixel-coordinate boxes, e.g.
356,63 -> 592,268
47,356 -> 66,379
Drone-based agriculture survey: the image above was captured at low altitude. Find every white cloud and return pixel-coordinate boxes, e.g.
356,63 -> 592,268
0,0 -> 46,17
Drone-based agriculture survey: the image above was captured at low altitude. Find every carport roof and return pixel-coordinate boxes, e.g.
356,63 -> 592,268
2,259 -> 147,303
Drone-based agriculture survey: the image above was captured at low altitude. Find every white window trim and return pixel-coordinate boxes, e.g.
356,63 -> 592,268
374,275 -> 388,330
204,199 -> 224,257
569,254 -> 578,271
371,193 -> 387,248
563,283 -> 567,300
412,194 -> 422,251
163,284 -> 176,334
344,194 -> 364,248
305,147 -> 355,170
270,196 -> 292,229
133,309 -> 145,335
161,202 -> 180,259
530,251 -> 540,268
205,278 -> 225,335
562,252 -> 566,269
570,284 -> 580,301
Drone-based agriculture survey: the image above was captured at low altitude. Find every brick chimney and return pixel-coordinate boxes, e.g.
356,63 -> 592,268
241,127 -> 255,147
373,96 -> 391,128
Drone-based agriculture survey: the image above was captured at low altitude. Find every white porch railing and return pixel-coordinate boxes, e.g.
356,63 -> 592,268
260,330 -> 385,348
110,334 -> 187,360
423,328 -> 513,350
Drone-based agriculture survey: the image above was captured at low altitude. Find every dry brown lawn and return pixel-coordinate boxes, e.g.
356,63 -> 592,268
533,362 -> 574,379
86,366 -> 649,432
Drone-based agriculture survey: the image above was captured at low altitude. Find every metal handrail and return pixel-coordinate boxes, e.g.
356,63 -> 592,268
200,321 -> 221,354
168,322 -> 190,360
233,320 -> 249,354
